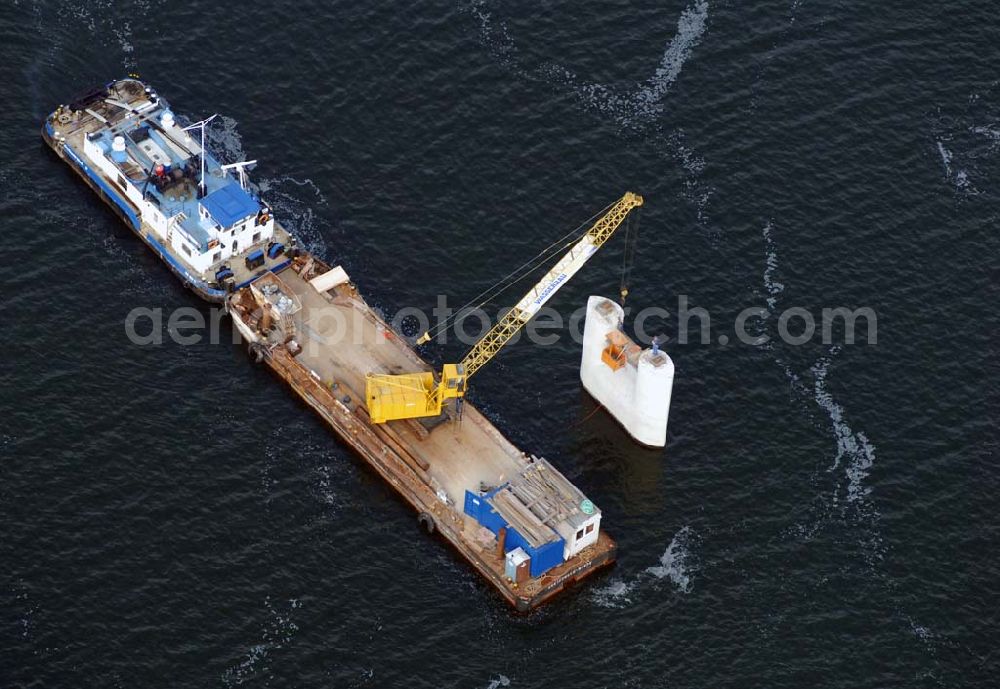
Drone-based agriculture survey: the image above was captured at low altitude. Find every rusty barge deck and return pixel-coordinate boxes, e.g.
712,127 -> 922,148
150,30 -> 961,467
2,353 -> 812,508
41,79 -> 615,610
227,258 -> 616,611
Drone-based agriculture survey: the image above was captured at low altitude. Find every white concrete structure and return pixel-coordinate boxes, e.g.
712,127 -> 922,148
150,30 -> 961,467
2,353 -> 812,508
580,296 -> 674,447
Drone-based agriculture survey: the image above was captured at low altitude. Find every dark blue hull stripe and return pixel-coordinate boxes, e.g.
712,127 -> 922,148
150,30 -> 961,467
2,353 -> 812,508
62,142 -> 141,230
56,128 -> 292,302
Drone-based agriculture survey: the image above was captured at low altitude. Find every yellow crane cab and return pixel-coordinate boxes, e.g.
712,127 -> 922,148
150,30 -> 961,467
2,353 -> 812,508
365,192 -> 643,424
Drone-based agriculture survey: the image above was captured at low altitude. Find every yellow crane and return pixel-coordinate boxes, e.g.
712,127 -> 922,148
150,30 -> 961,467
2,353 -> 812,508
365,191 -> 644,424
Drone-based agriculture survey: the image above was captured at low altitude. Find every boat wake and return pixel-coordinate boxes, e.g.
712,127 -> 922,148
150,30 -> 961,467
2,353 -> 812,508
669,129 -> 713,225
761,226 -> 961,666
256,176 -> 330,256
811,354 -> 876,503
761,221 -> 784,312
222,596 -> 303,687
470,0 -> 708,128
205,115 -> 331,255
541,0 -> 709,129
205,115 -> 248,165
469,0 -> 715,227
31,0 -> 160,70
644,525 -> 695,593
935,140 -> 975,194
592,526 -> 696,608
758,223 -> 883,567
927,86 -> 1000,197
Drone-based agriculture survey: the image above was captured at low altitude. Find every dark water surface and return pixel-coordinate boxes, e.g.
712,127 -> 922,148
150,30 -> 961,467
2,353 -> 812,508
1,1 -> 997,687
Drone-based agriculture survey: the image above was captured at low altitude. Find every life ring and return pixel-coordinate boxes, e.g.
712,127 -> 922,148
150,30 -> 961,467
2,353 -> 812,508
259,213 -> 270,225
417,512 -> 436,535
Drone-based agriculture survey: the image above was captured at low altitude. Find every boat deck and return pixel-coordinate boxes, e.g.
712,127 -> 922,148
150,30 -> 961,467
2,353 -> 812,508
278,266 -> 525,505
227,259 -> 617,609
44,79 -> 293,297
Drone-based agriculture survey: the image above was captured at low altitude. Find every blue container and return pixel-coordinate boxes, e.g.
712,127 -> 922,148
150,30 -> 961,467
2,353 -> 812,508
525,538 -> 565,577
463,489 -> 565,577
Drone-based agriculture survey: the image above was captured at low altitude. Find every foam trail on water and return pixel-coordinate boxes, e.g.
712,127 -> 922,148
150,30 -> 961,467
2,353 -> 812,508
541,0 -> 709,129
808,355 -> 884,569
936,141 -> 953,177
484,675 -> 511,689
592,526 -> 695,607
811,356 -> 876,503
470,0 -> 710,124
787,0 -> 807,25
257,177 -> 330,255
670,130 -> 713,223
469,1 -> 715,226
40,0 -> 158,69
627,0 -> 710,124
935,139 -> 976,193
222,597 -> 302,687
645,525 -> 694,593
113,19 -> 135,68
759,223 -> 877,502
970,124 -> 1000,149
761,220 -> 785,312
761,224 -> 883,571
469,0 -> 517,70
203,116 -> 331,255
590,578 -> 638,609
206,115 -> 248,164
907,617 -> 936,649
757,221 -> 802,394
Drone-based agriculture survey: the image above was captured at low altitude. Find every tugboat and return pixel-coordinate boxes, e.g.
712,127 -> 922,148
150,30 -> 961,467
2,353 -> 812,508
42,77 -> 296,301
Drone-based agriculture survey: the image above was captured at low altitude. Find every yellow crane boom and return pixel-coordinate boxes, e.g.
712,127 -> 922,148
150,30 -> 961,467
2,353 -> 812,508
365,191 -> 644,424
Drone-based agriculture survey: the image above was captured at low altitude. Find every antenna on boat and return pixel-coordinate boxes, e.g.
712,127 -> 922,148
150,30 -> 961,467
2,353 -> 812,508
220,160 -> 258,191
181,114 -> 218,198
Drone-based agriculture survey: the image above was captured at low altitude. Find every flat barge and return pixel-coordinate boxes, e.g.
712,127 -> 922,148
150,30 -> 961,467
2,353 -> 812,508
43,78 -> 617,611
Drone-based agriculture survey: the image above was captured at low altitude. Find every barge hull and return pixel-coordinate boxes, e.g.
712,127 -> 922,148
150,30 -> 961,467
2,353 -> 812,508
228,263 -> 617,611
258,344 -> 617,610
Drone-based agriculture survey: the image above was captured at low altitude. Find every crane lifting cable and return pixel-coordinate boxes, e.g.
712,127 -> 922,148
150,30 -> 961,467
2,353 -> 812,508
619,205 -> 641,307
366,191 -> 644,424
417,198 -> 618,344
